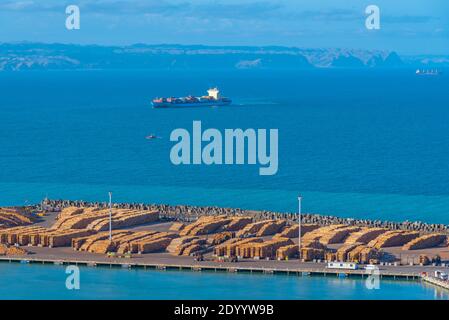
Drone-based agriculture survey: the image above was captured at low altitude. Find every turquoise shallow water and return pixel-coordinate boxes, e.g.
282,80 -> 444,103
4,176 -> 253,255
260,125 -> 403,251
1,69 -> 449,223
0,263 -> 447,300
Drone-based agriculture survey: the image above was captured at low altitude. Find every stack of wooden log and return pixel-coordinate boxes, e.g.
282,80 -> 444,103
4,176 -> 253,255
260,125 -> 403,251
0,226 -> 46,245
276,244 -> 298,260
301,225 -> 347,245
52,208 -> 159,232
0,208 -> 34,229
209,232 -> 234,246
131,233 -> 179,254
301,247 -> 325,261
344,228 -> 389,244
167,236 -> 208,256
368,231 -> 420,249
236,238 -> 293,259
52,207 -> 109,229
236,220 -> 285,237
214,238 -> 263,257
0,226 -> 94,247
0,243 -> 28,255
336,243 -> 363,261
403,234 -> 447,250
86,210 -> 159,231
179,216 -> 232,236
346,245 -> 381,264
73,230 -> 177,254
223,217 -> 253,232
72,230 -> 130,251
256,220 -> 286,237
274,224 -> 320,239
169,222 -> 185,232
318,226 -> 361,245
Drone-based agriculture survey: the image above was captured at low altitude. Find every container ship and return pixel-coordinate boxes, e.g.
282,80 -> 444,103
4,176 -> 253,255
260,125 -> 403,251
152,88 -> 232,108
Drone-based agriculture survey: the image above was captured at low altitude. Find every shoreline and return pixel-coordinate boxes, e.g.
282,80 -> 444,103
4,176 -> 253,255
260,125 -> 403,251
2,198 -> 449,293
35,199 -> 449,234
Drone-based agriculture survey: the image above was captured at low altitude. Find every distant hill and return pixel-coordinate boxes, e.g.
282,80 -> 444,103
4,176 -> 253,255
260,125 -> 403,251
0,43 -> 444,71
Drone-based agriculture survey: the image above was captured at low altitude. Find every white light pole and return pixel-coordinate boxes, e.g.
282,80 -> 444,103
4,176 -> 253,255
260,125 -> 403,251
298,195 -> 302,260
108,192 -> 112,242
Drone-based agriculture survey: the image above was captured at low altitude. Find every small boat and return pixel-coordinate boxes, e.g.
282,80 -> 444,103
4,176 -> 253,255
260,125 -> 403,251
145,135 -> 158,140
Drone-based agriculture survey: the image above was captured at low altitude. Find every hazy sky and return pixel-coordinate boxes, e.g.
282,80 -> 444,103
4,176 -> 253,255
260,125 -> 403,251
0,0 -> 448,54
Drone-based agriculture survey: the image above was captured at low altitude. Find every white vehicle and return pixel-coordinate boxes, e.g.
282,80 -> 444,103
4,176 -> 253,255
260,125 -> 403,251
364,264 -> 378,271
327,262 -> 358,270
435,270 -> 448,281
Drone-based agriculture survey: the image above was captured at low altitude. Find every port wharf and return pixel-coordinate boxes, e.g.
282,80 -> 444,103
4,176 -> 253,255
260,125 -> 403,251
4,199 -> 449,292
0,253 -> 424,280
36,199 -> 449,234
4,249 -> 449,291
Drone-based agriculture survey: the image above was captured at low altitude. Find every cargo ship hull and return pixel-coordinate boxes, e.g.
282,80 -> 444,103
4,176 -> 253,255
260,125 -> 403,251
152,100 -> 232,108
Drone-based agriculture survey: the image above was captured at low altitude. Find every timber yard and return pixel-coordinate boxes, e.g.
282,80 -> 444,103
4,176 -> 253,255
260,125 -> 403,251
1,199 -> 449,291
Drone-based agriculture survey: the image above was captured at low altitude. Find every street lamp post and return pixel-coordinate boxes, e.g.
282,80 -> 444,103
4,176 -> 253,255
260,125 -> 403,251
298,195 -> 302,260
108,192 -> 112,242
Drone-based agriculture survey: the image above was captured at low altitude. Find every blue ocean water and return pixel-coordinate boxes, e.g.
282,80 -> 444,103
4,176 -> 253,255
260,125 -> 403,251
1,69 -> 449,300
1,69 -> 448,223
0,263 -> 446,300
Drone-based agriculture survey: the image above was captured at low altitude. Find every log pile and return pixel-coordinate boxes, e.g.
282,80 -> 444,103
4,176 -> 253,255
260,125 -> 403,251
52,207 -> 108,229
345,228 -> 388,244
179,216 -> 232,236
368,231 -> 420,249
224,217 -> 253,232
133,236 -> 177,254
276,244 -> 298,260
41,229 -> 95,247
358,246 -> 381,264
301,247 -> 325,261
236,238 -> 293,259
74,230 -> 177,254
0,226 -> 46,245
336,243 -> 363,261
303,240 -> 327,250
169,222 -> 185,232
73,230 -> 130,251
52,208 -> 159,231
53,206 -> 85,224
236,220 -> 278,237
167,236 -> 199,255
318,226 -> 361,245
256,220 -> 286,237
0,243 -> 29,255
301,224 -> 347,245
0,208 -> 34,229
86,210 -> 159,231
346,245 -> 381,264
181,239 -> 208,256
274,224 -> 320,239
403,234 -> 447,250
209,232 -> 234,246
214,238 -> 263,257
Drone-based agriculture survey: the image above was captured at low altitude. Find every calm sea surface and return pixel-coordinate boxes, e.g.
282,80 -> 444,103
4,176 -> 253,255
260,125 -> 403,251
0,263 -> 447,300
0,69 -> 448,299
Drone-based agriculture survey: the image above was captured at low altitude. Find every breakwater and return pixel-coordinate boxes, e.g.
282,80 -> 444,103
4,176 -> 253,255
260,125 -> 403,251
32,199 -> 449,234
